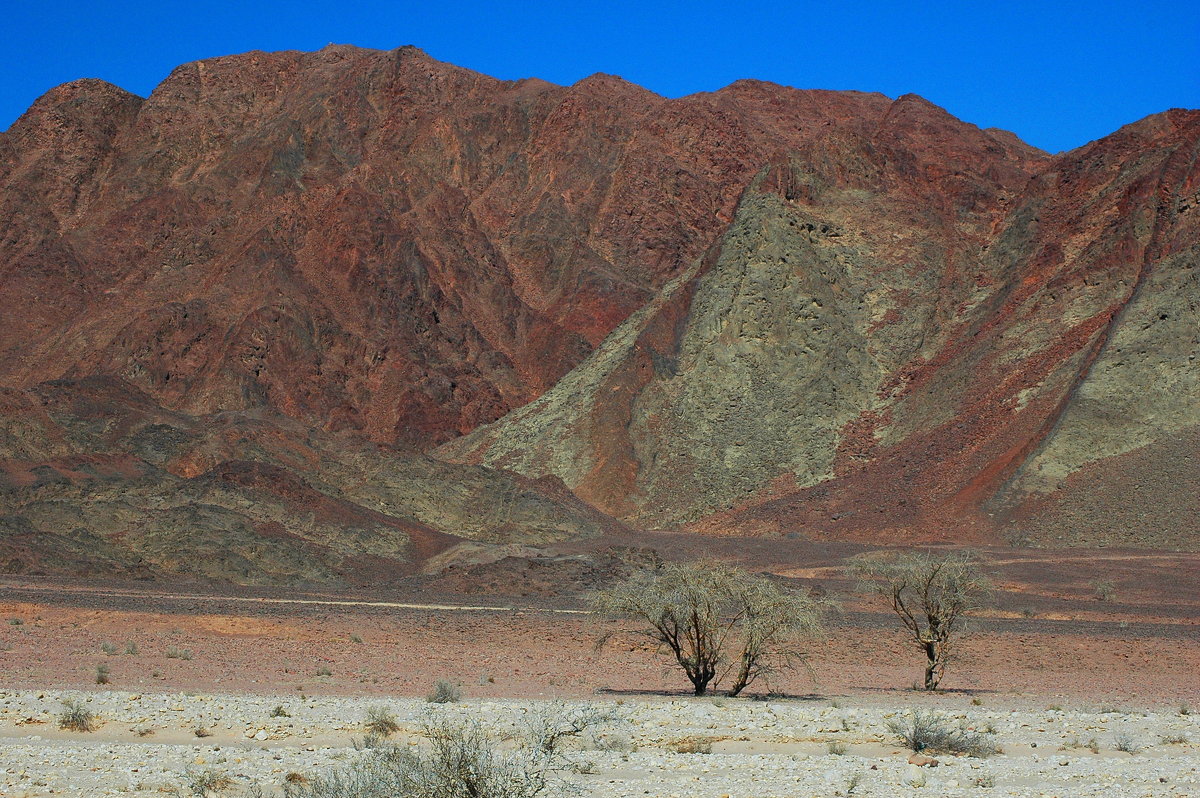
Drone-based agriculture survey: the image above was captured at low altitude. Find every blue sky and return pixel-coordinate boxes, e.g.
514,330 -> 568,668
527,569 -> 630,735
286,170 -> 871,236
4,1 -> 1198,153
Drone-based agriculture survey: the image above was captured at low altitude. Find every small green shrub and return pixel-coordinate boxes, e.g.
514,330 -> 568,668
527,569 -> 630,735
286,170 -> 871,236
95,663 -> 111,684
827,740 -> 848,755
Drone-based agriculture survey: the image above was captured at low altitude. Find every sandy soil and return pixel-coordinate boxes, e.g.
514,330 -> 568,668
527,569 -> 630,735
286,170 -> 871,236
0,543 -> 1197,796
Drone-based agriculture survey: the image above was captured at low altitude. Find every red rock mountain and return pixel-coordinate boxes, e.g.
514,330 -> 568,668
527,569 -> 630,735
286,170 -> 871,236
2,45 -> 1197,581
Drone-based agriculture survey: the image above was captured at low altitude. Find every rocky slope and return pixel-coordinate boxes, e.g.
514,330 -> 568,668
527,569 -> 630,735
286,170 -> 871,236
2,45 -> 1198,575
0,378 -> 620,584
439,109 -> 1200,544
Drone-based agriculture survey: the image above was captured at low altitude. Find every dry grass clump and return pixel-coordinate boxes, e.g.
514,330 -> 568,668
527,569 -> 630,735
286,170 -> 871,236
179,767 -> 235,797
58,698 -> 97,732
668,736 -> 714,754
363,706 -> 400,737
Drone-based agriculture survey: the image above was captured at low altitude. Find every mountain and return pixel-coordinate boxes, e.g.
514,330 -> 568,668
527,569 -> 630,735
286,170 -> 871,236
1,45 -> 1197,582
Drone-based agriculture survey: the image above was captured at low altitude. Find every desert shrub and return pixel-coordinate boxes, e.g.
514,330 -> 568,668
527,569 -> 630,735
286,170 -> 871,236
840,772 -> 863,796
590,559 -> 825,696
364,706 -> 400,737
271,705 -> 292,718
124,641 -> 139,655
58,698 -> 97,732
852,551 -> 992,690
315,666 -> 333,677
95,663 -> 111,684
179,767 -> 235,797
1113,729 -> 1141,753
100,641 -> 118,655
7,617 -> 22,625
1089,579 -> 1116,601
427,679 -> 462,704
283,714 -> 570,798
886,710 -> 998,757
1180,702 -> 1192,716
523,702 -> 619,762
827,740 -> 848,755
350,634 -> 364,644
194,726 -> 212,738
1161,733 -> 1188,745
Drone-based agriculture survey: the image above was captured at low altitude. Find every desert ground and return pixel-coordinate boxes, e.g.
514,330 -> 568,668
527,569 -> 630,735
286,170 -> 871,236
1,541 -> 1198,796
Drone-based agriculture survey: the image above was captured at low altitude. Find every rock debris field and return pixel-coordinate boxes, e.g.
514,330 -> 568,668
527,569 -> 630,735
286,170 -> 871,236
0,690 -> 1197,797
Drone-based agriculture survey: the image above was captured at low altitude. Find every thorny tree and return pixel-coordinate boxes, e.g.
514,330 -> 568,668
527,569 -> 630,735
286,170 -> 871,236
590,560 -> 824,696
852,550 -> 992,690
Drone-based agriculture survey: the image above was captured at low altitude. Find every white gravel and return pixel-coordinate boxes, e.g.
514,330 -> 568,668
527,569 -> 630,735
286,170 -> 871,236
0,689 -> 1197,796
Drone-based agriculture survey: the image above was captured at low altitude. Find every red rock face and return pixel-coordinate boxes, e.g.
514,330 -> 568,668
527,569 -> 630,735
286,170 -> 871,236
2,45 -> 1198,561
3,46 -> 1006,448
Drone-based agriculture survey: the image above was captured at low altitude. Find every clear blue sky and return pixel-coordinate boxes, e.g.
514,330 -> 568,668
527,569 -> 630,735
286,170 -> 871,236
4,0 -> 1198,153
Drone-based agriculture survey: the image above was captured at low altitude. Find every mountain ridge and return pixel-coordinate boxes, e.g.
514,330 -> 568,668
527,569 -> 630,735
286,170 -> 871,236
2,45 -> 1197,582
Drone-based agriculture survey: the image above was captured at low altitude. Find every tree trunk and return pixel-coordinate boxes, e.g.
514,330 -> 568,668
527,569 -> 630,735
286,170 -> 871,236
923,641 -> 939,690
727,654 -> 752,697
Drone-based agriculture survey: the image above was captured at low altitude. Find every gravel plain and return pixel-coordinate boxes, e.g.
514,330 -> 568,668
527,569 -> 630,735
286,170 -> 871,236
1,689 -> 1198,797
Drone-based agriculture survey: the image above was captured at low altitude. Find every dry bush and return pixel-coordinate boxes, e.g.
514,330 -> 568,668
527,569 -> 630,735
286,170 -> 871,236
95,663 -> 111,684
426,679 -> 462,704
852,550 -> 991,690
58,698 -> 97,732
591,560 -> 825,696
282,713 -> 573,798
886,710 -> 998,757
1113,729 -> 1141,753
363,706 -> 400,737
178,767 -> 235,797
